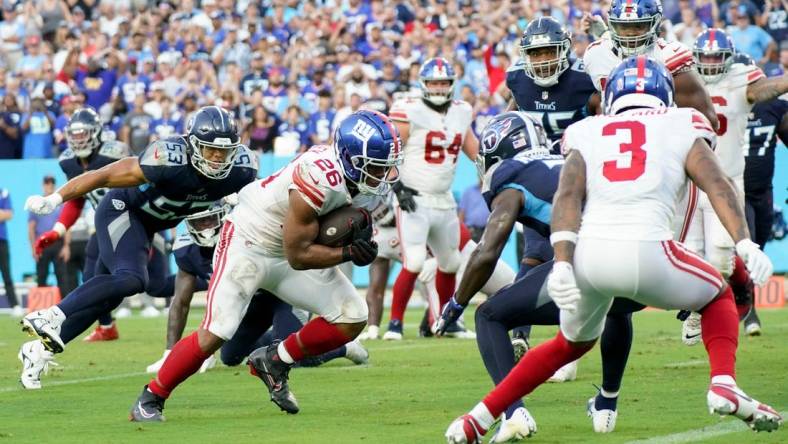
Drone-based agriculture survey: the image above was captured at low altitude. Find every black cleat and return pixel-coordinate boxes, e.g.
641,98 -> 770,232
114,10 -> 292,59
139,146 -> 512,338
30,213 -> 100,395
418,308 -> 433,337
129,385 -> 166,422
247,342 -> 299,414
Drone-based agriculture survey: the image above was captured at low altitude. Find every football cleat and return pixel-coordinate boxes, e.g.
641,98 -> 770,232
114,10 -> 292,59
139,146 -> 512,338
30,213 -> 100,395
587,397 -> 618,433
140,305 -> 161,318
247,342 -> 299,414
199,354 -> 217,373
443,318 -> 476,339
446,414 -> 487,444
383,319 -> 403,341
682,312 -> 702,346
707,383 -> 783,432
129,385 -> 166,422
344,340 -> 369,365
83,322 -> 119,342
21,309 -> 65,353
358,325 -> 380,341
743,310 -> 762,337
511,333 -> 530,362
146,350 -> 171,374
18,340 -> 57,390
419,308 -> 434,338
490,407 -> 537,442
548,360 -> 578,383
115,307 -> 132,318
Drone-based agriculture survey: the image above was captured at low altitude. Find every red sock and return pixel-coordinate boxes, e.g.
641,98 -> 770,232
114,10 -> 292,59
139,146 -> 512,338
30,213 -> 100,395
728,256 -> 754,319
482,332 -> 593,417
283,317 -> 352,362
459,223 -> 472,250
149,332 -> 211,398
390,269 -> 419,322
729,256 -> 749,287
699,287 -> 738,379
435,270 -> 456,307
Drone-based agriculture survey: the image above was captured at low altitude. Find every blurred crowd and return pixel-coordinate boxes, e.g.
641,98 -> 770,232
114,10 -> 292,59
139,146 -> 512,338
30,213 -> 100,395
0,0 -> 784,159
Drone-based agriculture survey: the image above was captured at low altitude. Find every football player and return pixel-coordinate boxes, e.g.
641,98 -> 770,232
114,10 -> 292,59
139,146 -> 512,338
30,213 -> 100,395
445,56 -> 781,443
436,112 -> 645,438
21,106 -> 257,360
681,30 -> 788,344
129,110 -> 402,421
383,57 -> 479,340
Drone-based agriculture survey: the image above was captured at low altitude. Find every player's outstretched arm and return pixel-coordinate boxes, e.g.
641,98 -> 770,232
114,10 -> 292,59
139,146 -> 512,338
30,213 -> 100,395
283,190 -> 346,270
453,189 -> 522,306
550,150 -> 586,264
673,70 -> 720,131
462,127 -> 480,160
166,269 -> 199,349
746,74 -> 788,104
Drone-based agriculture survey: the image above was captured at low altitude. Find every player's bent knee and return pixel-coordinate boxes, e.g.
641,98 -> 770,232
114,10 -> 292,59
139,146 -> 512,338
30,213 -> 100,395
710,252 -> 734,279
219,348 -> 244,367
402,247 -> 427,273
437,251 -> 461,274
115,270 -> 147,296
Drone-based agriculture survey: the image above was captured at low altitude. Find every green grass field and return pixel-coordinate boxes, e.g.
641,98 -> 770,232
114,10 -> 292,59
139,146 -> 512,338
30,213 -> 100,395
1,308 -> 786,443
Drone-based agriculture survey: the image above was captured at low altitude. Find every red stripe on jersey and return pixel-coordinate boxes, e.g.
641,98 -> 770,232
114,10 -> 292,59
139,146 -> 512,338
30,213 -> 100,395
201,221 -> 234,331
665,53 -> 694,72
662,240 -> 724,289
291,169 -> 324,208
599,77 -> 608,91
747,69 -> 765,84
636,55 -> 646,92
678,184 -> 698,243
389,112 -> 408,120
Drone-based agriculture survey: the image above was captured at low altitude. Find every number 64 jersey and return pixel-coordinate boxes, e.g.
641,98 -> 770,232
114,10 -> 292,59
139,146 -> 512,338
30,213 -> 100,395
389,98 -> 473,208
561,107 -> 717,241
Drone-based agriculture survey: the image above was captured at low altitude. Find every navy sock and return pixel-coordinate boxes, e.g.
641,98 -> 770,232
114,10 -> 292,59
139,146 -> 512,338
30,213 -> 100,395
595,392 -> 618,411
60,298 -> 125,344
97,312 -> 113,326
600,312 -> 633,395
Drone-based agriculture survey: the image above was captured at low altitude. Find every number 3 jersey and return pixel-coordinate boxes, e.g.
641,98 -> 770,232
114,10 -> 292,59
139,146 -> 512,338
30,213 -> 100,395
561,108 -> 717,241
229,145 -> 356,256
59,140 -> 130,208
389,98 -> 473,208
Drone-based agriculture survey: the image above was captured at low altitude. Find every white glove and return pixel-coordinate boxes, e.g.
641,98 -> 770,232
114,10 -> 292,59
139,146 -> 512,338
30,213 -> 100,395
547,261 -> 582,312
24,193 -> 63,215
418,258 -> 438,283
735,239 -> 773,286
223,192 -> 239,207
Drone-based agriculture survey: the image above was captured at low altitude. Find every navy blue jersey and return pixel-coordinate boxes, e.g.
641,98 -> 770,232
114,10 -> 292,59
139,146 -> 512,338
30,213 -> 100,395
119,136 -> 258,232
744,97 -> 788,193
172,234 -> 213,281
482,154 -> 564,237
506,58 -> 596,143
59,140 -> 129,208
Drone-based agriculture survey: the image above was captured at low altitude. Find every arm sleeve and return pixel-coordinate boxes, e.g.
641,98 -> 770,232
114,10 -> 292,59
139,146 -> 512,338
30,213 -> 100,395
57,197 -> 86,230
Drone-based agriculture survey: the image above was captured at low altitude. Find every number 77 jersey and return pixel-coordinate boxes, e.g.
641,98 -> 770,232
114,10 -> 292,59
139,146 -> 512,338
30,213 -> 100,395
561,107 -> 717,241
389,98 -> 473,204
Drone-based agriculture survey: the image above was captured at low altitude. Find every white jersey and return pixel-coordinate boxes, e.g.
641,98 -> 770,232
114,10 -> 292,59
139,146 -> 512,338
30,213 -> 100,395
228,145 -> 353,256
704,63 -> 765,178
562,107 -> 717,241
389,98 -> 473,208
583,36 -> 695,92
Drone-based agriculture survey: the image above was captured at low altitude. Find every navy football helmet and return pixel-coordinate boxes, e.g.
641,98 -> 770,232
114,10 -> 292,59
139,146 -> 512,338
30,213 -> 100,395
333,110 -> 403,195
184,200 -> 229,247
418,57 -> 456,106
608,0 -> 663,57
519,17 -> 571,87
477,111 -> 550,179
186,106 -> 240,180
604,55 -> 674,115
693,28 -> 735,84
66,108 -> 103,158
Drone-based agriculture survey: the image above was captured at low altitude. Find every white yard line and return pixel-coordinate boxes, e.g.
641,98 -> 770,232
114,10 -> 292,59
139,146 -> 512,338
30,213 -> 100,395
663,360 -> 706,368
0,371 -> 147,393
625,411 -> 787,444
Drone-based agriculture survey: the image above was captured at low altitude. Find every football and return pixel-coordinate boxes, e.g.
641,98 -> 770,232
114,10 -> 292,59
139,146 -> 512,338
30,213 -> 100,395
315,206 -> 370,247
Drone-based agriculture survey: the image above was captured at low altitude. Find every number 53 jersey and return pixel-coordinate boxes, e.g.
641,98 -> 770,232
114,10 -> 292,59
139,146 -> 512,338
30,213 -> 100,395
389,98 -> 473,207
561,107 -> 717,241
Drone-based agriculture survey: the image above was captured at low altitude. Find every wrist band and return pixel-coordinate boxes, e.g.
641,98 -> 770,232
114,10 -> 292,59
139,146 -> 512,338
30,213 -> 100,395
550,231 -> 578,246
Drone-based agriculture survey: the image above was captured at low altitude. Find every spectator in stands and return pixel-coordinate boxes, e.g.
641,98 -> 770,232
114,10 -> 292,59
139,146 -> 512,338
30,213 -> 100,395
243,105 -> 279,153
117,60 -> 151,108
0,186 -> 21,316
38,0 -> 71,43
0,4 -> 24,70
277,105 -> 310,153
673,7 -> 708,48
763,41 -> 787,77
20,95 -> 56,158
308,90 -> 336,146
28,175 -> 66,290
728,5 -> 776,65
240,52 -> 268,98
0,93 -> 22,159
75,54 -> 118,110
121,94 -> 153,155
458,180 -> 491,243
760,0 -> 787,49
150,97 -> 182,141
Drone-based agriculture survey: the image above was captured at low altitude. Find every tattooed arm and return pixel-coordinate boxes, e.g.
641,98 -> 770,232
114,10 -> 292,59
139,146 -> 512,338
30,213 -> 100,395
550,150 -> 587,264
747,75 -> 788,105
684,138 -> 750,243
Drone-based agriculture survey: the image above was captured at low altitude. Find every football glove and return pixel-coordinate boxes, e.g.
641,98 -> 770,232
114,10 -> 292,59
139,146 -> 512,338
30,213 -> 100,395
547,261 -> 581,312
393,181 -> 419,213
735,239 -> 772,286
34,230 -> 62,256
25,193 -> 63,215
342,215 -> 377,266
433,295 -> 466,336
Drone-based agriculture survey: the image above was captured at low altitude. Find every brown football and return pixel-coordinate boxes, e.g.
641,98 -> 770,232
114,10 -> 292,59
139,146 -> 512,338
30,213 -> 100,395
315,206 -> 370,247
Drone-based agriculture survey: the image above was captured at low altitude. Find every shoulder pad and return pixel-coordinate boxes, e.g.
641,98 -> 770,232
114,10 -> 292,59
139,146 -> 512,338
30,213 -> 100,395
507,60 -> 525,73
233,144 -> 259,170
139,137 -> 189,167
172,233 -> 194,251
98,140 -> 130,159
59,149 -> 76,162
570,58 -> 586,73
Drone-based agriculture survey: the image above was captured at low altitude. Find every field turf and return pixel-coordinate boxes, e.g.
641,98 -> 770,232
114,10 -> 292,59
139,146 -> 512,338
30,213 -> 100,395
0,307 -> 786,443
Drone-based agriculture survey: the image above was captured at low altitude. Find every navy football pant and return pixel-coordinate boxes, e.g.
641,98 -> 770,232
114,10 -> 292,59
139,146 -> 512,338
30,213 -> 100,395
511,227 -> 555,338
745,188 -> 773,249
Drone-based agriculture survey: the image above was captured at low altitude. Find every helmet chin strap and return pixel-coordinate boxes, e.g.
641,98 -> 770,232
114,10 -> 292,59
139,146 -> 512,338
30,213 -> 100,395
421,97 -> 451,113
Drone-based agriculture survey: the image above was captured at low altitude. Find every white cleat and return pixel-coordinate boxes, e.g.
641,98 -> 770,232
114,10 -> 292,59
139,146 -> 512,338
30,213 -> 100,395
18,340 -> 58,389
115,307 -> 132,319
358,325 -> 380,341
146,350 -> 171,374
199,354 -> 216,373
383,330 -> 403,341
745,322 -> 762,337
344,340 -> 369,365
587,397 -> 617,433
682,312 -> 702,346
21,309 -> 65,353
490,407 -> 537,442
511,337 -> 530,362
707,383 -> 783,432
445,414 -> 486,444
548,360 -> 578,383
140,305 -> 161,318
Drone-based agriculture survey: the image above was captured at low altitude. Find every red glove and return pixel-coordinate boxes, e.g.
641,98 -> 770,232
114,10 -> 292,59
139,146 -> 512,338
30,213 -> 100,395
34,230 -> 61,257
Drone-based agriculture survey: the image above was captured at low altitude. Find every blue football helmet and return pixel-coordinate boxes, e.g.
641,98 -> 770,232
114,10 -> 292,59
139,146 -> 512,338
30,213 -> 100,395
184,200 -> 229,247
476,111 -> 551,179
519,17 -> 571,87
604,55 -> 675,115
693,28 -> 735,84
608,0 -> 663,57
418,57 -> 456,106
333,110 -> 403,195
186,106 -> 240,180
66,108 -> 103,158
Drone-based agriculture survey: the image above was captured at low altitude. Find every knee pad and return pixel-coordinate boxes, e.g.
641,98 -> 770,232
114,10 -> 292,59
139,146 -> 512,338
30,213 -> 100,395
334,293 -> 369,324
709,249 -> 734,279
402,245 -> 427,273
437,250 -> 461,274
